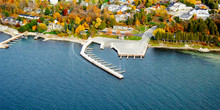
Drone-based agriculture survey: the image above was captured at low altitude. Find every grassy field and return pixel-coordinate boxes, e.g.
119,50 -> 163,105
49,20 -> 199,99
94,34 -> 142,40
133,25 -> 149,34
93,34 -> 118,39
124,36 -> 142,40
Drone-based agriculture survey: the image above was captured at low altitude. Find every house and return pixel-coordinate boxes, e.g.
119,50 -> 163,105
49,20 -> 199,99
47,23 -> 63,31
179,13 -> 193,20
108,5 -> 120,12
23,7 -> 32,12
189,9 -> 210,20
109,0 -> 134,4
36,9 -> 42,14
80,1 -> 89,7
48,0 -> 58,5
113,26 -> 133,31
168,2 -> 192,12
19,14 -> 40,20
101,3 -> 109,10
118,5 -> 131,12
195,4 -> 208,9
114,13 -> 131,22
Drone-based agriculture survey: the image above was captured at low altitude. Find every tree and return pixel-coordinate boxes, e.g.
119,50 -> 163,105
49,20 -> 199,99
53,12 -> 60,19
45,7 -> 51,15
75,25 -> 85,34
98,21 -> 107,30
37,23 -> 47,33
62,9 -> 68,16
86,17 -> 92,24
153,28 -> 165,36
135,19 -> 141,26
95,18 -> 102,28
64,22 -> 68,33
75,17 -> 81,25
3,10 -> 10,17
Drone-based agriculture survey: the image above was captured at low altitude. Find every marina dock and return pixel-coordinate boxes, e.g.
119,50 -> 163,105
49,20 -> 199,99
0,32 -> 26,48
80,40 -> 124,79
80,26 -> 156,79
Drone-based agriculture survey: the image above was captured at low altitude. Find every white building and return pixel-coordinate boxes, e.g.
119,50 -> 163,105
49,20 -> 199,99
48,0 -> 58,5
48,23 -> 63,31
19,14 -> 40,20
108,5 -> 120,12
169,2 -> 193,12
189,9 -> 210,20
179,13 -> 193,20
113,26 -> 133,30
114,13 -> 131,22
119,5 -> 131,12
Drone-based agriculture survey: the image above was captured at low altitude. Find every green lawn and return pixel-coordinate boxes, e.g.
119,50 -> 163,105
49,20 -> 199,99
94,34 -> 118,39
133,25 -> 149,34
124,36 -> 142,40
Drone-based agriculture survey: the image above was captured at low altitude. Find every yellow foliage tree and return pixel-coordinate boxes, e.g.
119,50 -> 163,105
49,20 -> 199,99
186,0 -> 195,5
110,15 -> 115,19
73,0 -> 77,4
37,23 -> 47,32
23,19 -> 27,25
135,19 -> 140,26
75,25 -> 85,34
32,25 -> 37,31
61,22 -> 65,26
83,22 -> 89,29
153,28 -> 165,36
53,12 -> 60,19
95,18 -> 102,28
75,17 -> 81,25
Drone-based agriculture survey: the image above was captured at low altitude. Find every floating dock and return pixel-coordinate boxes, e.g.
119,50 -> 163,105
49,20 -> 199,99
80,40 -> 124,79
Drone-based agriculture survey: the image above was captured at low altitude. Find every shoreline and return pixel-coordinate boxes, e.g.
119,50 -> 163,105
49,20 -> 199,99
38,34 -> 87,45
149,45 -> 220,53
0,25 -> 87,45
1,25 -> 220,53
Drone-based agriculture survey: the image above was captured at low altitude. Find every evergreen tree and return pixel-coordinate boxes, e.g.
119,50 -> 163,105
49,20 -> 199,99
45,7 -> 51,15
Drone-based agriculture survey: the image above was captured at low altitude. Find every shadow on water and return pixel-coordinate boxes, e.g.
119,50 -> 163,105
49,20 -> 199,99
179,50 -> 220,65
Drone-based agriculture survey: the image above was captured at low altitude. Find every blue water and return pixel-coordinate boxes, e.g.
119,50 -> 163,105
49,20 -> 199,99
0,33 -> 220,109
0,32 -> 10,42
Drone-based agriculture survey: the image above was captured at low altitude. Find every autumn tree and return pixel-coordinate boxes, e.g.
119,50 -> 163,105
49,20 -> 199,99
37,23 -> 47,33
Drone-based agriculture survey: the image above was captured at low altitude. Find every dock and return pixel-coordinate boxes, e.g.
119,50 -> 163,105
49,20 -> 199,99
80,40 -> 124,79
0,32 -> 26,49
80,26 -> 157,79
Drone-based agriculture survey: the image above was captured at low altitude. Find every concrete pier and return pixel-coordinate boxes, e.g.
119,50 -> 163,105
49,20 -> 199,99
0,33 -> 26,49
90,26 -> 157,58
80,40 -> 124,79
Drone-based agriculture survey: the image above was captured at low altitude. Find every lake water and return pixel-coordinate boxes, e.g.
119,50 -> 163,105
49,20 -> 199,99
0,33 -> 219,109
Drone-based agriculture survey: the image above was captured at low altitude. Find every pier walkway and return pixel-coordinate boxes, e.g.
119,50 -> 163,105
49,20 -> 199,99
0,32 -> 27,48
80,40 -> 124,79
